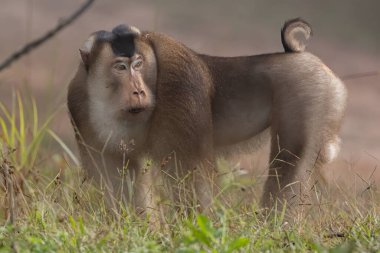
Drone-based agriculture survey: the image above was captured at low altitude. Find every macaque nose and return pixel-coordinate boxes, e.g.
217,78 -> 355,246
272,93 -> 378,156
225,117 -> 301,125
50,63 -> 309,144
132,89 -> 146,97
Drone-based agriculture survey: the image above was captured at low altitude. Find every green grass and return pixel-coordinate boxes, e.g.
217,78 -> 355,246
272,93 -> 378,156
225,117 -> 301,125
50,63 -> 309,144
1,93 -> 380,252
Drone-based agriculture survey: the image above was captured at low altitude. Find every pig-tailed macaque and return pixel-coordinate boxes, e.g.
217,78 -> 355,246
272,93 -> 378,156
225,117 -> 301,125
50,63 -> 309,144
68,25 -> 214,217
68,18 -> 347,218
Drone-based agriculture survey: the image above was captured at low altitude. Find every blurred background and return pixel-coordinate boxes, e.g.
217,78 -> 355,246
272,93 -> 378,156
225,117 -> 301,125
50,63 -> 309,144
0,0 -> 379,185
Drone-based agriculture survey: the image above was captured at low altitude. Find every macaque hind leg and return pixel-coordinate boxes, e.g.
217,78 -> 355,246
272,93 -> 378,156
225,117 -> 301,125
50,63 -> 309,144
261,103 -> 328,214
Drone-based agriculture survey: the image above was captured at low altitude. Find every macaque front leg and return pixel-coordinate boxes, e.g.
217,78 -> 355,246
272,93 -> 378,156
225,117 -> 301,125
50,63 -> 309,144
133,158 -> 164,228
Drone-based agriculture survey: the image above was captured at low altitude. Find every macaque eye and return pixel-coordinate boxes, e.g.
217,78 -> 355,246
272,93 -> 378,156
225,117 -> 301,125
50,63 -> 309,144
132,58 -> 143,70
114,62 -> 128,71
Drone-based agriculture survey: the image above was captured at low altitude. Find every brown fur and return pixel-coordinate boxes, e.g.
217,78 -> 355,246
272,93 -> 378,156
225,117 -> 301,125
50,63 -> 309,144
67,19 -> 347,216
204,52 -> 346,208
68,29 -> 215,216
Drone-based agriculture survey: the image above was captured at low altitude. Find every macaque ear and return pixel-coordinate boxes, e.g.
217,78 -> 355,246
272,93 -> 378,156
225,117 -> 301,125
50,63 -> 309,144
79,49 -> 90,66
79,35 -> 96,68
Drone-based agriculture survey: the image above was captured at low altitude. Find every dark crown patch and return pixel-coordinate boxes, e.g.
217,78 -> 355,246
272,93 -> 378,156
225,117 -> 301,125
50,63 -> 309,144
94,24 -> 139,57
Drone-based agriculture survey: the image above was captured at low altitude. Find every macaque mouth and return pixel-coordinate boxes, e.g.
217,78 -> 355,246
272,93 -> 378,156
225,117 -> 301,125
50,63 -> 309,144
128,107 -> 146,114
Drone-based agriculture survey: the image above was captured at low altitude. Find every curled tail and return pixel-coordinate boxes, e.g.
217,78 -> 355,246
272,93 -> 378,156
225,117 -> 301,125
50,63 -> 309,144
281,18 -> 312,52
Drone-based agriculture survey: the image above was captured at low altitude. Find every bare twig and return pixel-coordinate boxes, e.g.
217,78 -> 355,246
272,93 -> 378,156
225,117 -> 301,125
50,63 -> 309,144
2,154 -> 19,252
341,71 -> 379,81
0,0 -> 95,72
3,162 -> 15,224
325,232 -> 345,238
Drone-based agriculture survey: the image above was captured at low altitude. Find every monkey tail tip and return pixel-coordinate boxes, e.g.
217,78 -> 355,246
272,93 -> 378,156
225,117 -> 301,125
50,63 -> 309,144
281,18 -> 312,53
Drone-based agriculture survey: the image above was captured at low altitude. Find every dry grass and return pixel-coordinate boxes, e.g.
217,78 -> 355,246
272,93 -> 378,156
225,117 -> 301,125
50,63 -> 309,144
0,92 -> 379,252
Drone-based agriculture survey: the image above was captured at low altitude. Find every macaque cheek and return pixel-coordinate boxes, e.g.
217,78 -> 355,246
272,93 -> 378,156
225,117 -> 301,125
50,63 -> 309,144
140,87 -> 155,107
142,75 -> 157,96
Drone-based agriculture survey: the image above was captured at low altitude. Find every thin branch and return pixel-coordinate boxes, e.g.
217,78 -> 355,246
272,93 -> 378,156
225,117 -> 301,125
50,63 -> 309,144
341,71 -> 379,81
2,159 -> 19,252
3,163 -> 15,224
0,0 -> 95,72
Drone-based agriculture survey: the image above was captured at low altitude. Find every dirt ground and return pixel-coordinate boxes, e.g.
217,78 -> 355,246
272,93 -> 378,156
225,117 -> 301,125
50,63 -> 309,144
0,0 -> 379,186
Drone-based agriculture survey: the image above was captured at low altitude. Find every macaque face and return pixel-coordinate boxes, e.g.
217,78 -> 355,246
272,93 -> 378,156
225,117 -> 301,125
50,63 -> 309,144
83,33 -> 157,148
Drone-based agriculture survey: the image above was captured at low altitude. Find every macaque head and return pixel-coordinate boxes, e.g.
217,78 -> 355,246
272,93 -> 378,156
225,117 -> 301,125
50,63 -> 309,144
79,25 -> 157,146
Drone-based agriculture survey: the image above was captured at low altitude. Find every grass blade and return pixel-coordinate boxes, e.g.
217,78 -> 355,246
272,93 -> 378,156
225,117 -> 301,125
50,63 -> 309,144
48,129 -> 79,166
